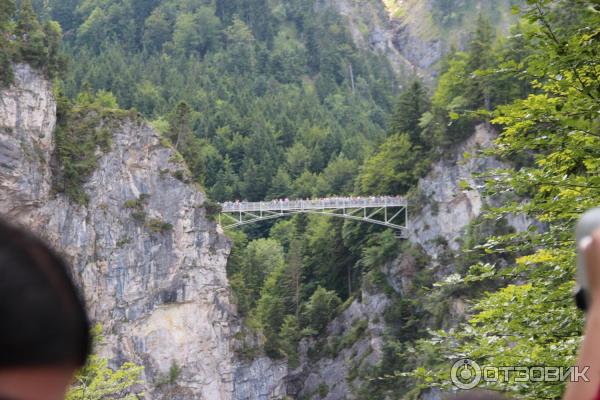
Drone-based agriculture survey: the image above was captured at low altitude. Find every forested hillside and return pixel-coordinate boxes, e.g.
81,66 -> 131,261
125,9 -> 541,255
39,0 -> 401,203
2,0 -> 599,399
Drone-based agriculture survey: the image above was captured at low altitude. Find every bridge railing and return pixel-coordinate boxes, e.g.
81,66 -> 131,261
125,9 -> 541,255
221,196 -> 407,213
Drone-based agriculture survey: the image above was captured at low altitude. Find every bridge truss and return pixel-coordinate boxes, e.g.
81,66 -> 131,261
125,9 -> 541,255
219,197 -> 408,238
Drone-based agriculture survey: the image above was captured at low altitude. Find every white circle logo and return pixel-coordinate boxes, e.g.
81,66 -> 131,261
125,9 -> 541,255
451,358 -> 482,390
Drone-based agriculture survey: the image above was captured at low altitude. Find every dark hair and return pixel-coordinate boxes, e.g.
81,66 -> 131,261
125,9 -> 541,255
0,219 -> 91,369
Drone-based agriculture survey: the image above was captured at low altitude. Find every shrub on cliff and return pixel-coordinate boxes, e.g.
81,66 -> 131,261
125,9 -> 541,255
303,286 -> 342,335
0,0 -> 65,86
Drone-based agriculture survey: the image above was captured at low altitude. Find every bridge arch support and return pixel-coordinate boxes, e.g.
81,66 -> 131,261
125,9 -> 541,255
219,197 -> 408,238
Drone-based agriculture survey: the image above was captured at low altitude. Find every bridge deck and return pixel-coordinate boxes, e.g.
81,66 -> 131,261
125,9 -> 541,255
221,197 -> 407,213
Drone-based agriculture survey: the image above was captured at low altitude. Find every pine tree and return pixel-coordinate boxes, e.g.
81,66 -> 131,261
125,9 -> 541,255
359,133 -> 423,195
0,0 -> 15,85
211,157 -> 239,202
43,20 -> 63,78
16,0 -> 45,68
465,14 -> 495,110
284,239 -> 304,318
303,286 -> 341,334
0,0 -> 15,29
244,0 -> 272,42
389,80 -> 430,145
278,315 -> 301,367
216,0 -> 238,23
267,168 -> 292,200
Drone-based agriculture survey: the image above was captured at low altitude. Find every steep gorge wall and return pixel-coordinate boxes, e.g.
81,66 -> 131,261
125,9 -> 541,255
291,124 -> 532,399
0,64 -> 285,400
322,0 -> 518,81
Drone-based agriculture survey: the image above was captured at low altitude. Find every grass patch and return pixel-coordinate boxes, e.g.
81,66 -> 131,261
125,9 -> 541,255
154,360 -> 181,387
124,194 -> 150,223
339,319 -> 369,350
318,383 -> 329,398
204,199 -> 222,221
131,210 -> 146,222
116,236 -> 131,248
146,218 -> 173,234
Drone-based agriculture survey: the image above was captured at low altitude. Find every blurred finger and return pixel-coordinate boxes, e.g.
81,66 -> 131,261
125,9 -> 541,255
584,230 -> 600,296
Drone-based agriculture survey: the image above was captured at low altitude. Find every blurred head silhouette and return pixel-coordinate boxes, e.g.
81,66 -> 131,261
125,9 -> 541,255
0,219 -> 90,400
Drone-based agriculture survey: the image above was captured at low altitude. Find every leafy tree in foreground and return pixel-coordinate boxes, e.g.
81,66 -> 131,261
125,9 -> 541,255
409,1 -> 600,398
67,326 -> 144,399
359,133 -> 426,196
67,356 -> 144,400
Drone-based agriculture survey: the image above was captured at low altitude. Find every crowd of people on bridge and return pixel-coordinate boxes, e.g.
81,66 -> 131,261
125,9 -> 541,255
221,195 -> 405,210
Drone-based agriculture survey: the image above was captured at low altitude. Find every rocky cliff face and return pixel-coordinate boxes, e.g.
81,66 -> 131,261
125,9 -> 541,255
0,64 -> 286,400
0,64 -> 525,400
288,291 -> 389,399
233,357 -> 287,400
407,124 -> 500,255
291,123 -> 533,399
0,64 -> 56,220
322,0 -> 518,81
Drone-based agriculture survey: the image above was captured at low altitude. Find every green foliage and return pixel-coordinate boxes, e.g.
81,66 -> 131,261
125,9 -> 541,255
130,211 -> 146,222
318,383 -> 329,398
154,360 -> 181,387
0,43 -> 14,86
424,13 -> 532,148
123,194 -> 148,210
77,89 -> 119,109
52,99 -> 118,205
23,2 -> 586,397
122,194 -> 151,223
116,236 -> 131,248
248,238 -> 307,357
67,356 -> 144,400
167,101 -> 192,152
229,238 -> 286,315
16,0 -> 45,66
390,80 -> 431,146
42,0 -> 397,201
67,325 -> 144,399
303,286 -> 342,334
279,315 -> 301,367
67,356 -> 144,399
256,292 -> 287,357
304,216 -> 357,299
358,133 -> 427,195
361,230 -> 402,271
172,8 -> 221,57
0,0 -> 15,27
168,362 -> 181,384
338,319 -> 368,350
0,0 -> 65,83
146,218 -> 173,234
204,199 -> 222,221
403,1 -> 600,399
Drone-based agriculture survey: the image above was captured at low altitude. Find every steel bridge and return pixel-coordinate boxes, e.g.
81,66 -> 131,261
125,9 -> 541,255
219,197 -> 408,238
